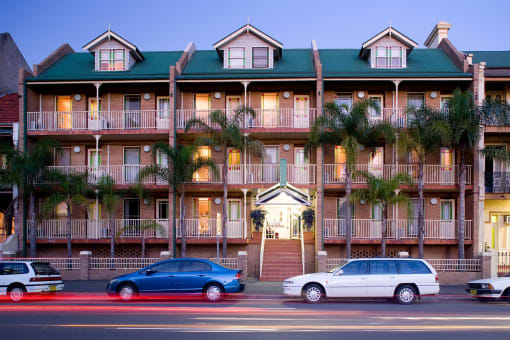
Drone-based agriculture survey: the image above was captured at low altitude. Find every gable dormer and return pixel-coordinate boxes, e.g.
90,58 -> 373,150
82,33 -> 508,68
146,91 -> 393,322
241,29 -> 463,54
213,24 -> 283,69
359,26 -> 417,69
83,29 -> 144,71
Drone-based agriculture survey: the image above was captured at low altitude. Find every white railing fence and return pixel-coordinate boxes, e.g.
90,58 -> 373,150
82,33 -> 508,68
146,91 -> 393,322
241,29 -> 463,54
176,219 -> 244,239
208,257 -> 239,269
89,257 -> 159,270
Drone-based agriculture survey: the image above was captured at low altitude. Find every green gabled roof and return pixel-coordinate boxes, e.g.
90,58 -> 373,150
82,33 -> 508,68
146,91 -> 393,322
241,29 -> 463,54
321,48 -> 471,78
27,51 -> 183,81
465,51 -> 510,68
178,49 -> 315,80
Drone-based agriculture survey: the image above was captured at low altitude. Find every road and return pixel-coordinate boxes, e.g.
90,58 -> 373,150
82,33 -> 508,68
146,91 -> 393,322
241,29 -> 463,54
1,289 -> 509,340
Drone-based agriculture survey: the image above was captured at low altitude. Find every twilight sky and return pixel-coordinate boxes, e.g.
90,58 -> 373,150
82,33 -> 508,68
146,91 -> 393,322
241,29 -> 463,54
2,0 -> 509,69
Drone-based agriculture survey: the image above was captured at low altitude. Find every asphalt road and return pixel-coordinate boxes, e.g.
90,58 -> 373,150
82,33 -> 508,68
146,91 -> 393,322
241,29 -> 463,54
0,282 -> 509,339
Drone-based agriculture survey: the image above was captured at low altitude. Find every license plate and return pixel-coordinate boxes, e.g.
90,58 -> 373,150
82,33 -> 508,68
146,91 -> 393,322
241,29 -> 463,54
49,285 -> 57,292
470,289 -> 477,295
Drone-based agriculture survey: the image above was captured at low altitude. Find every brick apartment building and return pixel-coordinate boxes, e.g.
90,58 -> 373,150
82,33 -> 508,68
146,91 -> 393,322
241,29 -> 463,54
10,22 -> 508,278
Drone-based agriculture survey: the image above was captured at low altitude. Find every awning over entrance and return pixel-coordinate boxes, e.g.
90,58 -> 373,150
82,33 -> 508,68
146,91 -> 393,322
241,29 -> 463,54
254,183 -> 311,206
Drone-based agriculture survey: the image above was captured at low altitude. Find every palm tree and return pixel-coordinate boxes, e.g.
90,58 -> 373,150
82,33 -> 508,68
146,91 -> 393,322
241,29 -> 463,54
438,89 -> 483,259
305,100 -> 394,258
0,139 -> 57,257
398,107 -> 443,258
96,175 -> 121,261
138,143 -> 217,257
185,106 -> 264,258
43,172 -> 89,259
351,172 -> 413,257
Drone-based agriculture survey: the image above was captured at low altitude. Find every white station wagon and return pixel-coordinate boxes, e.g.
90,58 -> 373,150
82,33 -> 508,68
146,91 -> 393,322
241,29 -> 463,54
0,261 -> 64,302
283,258 -> 439,304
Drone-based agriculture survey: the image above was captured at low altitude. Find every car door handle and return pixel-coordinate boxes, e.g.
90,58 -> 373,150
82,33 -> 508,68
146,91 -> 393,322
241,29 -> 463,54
197,274 -> 207,277
168,275 -> 175,277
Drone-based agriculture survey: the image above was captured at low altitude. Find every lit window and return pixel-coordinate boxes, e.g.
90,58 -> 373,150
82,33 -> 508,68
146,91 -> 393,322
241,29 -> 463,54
252,47 -> 269,68
228,47 -> 245,68
440,148 -> 453,170
99,49 -> 126,71
334,146 -> 346,180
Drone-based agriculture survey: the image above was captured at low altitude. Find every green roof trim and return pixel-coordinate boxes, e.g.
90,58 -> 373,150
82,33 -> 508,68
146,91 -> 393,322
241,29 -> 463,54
465,51 -> 510,68
321,48 -> 471,78
27,51 -> 183,81
178,49 -> 315,80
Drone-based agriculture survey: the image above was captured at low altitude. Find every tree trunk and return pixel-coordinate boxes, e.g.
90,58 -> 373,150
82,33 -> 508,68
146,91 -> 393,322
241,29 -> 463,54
345,167 -> 352,259
66,202 -> 72,258
418,160 -> 425,259
381,204 -> 387,258
458,148 -> 466,259
29,191 -> 36,257
180,186 -> 186,257
109,211 -> 115,269
222,147 -> 228,258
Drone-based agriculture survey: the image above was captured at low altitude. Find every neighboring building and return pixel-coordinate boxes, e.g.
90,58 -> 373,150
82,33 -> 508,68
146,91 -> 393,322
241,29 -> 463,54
0,33 -> 29,246
18,23 -> 490,278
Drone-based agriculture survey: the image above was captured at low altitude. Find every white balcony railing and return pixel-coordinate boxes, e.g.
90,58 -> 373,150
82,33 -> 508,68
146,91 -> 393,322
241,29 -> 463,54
176,218 -> 245,239
323,219 -> 472,240
27,110 -> 169,131
323,164 -> 472,185
177,108 -> 317,129
32,219 -> 169,240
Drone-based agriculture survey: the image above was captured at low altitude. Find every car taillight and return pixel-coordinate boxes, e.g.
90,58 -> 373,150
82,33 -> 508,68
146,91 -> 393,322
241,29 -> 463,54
30,276 -> 62,282
435,275 -> 439,282
235,271 -> 242,280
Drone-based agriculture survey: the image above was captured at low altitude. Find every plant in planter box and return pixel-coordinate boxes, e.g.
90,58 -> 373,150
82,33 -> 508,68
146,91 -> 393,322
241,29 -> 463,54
250,209 -> 266,231
302,209 -> 315,231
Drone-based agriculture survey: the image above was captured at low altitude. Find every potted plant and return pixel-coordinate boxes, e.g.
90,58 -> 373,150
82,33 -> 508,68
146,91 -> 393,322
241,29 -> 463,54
250,209 -> 266,232
302,209 -> 315,231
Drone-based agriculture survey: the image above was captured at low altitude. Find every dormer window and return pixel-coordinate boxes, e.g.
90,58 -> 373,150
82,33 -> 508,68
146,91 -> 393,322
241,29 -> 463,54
253,47 -> 269,68
99,48 -> 126,71
375,46 -> 403,68
228,47 -> 245,68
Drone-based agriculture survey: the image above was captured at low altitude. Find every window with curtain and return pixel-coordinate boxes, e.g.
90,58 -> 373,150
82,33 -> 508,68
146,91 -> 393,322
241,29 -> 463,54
376,47 -> 387,67
440,148 -> 453,170
407,93 -> 425,109
228,47 -> 245,68
99,48 -> 126,71
55,148 -> 71,166
335,93 -> 352,112
252,47 -> 269,68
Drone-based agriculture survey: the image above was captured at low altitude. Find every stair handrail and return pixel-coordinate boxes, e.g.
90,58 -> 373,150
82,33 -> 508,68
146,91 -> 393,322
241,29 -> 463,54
259,221 -> 267,278
300,219 -> 305,275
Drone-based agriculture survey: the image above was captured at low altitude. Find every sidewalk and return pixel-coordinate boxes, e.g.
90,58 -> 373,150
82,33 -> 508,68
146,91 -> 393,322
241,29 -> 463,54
63,279 -> 467,296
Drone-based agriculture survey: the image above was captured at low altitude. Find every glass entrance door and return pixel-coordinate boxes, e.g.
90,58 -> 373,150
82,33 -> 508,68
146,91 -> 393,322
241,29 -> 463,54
227,200 -> 241,238
263,146 -> 278,183
124,147 -> 140,184
124,95 -> 141,129
262,93 -> 278,127
293,147 -> 309,183
193,198 -> 211,236
228,148 -> 241,184
123,199 -> 140,237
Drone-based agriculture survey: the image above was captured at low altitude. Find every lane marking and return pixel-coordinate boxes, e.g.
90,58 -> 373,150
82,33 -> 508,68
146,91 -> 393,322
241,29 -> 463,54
374,316 -> 510,321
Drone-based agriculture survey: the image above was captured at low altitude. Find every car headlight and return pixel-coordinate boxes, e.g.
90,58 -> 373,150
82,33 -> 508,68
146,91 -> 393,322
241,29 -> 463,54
283,281 -> 294,287
480,283 -> 494,289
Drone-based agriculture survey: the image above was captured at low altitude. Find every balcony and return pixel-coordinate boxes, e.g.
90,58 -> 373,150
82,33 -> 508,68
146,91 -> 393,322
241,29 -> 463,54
176,218 -> 245,239
32,219 -> 169,240
177,108 -> 317,129
26,110 -> 169,132
323,219 -> 472,240
188,164 -> 316,185
486,172 -> 510,193
323,164 -> 472,185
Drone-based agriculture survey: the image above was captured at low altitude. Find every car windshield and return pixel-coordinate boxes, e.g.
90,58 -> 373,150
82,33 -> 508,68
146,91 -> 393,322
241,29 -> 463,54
327,262 -> 348,273
31,262 -> 59,275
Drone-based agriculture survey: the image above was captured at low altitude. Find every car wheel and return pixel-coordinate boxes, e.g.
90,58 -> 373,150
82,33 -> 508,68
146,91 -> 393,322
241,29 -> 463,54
395,285 -> 417,305
117,283 -> 137,301
303,284 -> 324,304
204,283 -> 224,302
8,284 -> 26,302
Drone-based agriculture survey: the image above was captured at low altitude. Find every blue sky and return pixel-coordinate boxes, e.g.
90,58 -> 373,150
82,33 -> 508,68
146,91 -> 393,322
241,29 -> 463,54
2,0 -> 509,68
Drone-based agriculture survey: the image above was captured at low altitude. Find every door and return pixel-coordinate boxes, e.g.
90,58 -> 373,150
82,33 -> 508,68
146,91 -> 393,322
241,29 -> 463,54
88,202 -> 102,239
193,198 -> 211,237
262,93 -> 278,127
369,147 -> 384,177
226,95 -> 241,121
123,199 -> 140,237
367,95 -> 383,122
228,148 -> 241,184
55,148 -> 71,167
88,98 -> 103,130
124,147 -> 140,184
485,145 -> 505,193
333,146 -> 346,183
193,146 -> 211,182
294,95 -> 309,128
87,149 -> 102,183
293,147 -> 309,183
156,199 -> 169,238
263,146 -> 278,182
370,203 -> 383,239
137,260 -> 179,293
156,96 -> 169,129
124,95 -> 141,129
407,199 -> 420,238
440,200 -> 455,239
194,94 -> 210,125
227,199 -> 241,238
328,260 -> 368,297
337,198 -> 353,238
174,260 -> 213,293
440,148 -> 454,184
366,260 -> 399,297
56,96 -> 72,130
156,149 -> 168,185
407,93 -> 424,126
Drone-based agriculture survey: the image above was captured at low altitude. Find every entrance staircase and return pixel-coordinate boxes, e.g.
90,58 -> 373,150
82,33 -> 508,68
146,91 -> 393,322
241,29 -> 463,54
259,240 -> 303,281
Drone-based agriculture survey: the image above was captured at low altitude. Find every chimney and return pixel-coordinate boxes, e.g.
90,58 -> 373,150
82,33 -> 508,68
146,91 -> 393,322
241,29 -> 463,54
424,21 -> 452,48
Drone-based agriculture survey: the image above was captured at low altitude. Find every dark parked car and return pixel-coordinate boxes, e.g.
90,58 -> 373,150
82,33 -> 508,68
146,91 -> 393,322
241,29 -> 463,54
106,258 -> 244,302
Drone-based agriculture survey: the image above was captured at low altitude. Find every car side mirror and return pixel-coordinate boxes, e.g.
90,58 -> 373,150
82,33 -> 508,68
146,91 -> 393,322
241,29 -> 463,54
335,269 -> 343,276
146,269 -> 156,276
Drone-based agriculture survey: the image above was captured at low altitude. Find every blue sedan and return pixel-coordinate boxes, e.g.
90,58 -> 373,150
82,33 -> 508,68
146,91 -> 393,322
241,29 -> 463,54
106,258 -> 244,302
